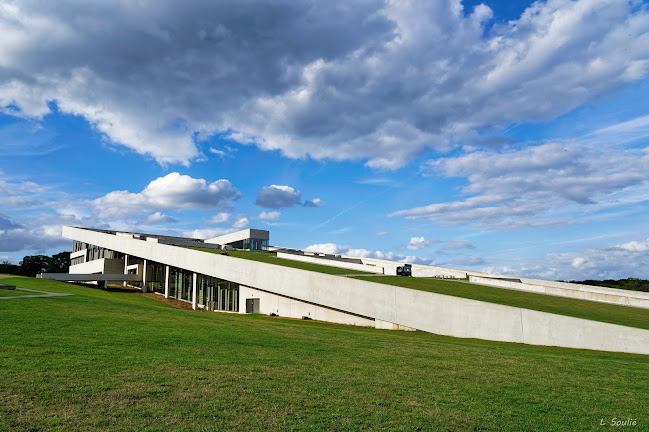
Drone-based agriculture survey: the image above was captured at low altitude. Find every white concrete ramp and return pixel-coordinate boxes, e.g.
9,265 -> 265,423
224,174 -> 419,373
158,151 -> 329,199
38,273 -> 142,282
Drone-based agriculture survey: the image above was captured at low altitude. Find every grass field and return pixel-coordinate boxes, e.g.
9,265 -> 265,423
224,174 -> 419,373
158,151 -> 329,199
354,276 -> 649,331
0,277 -> 647,431
190,247 -> 371,275
0,288 -> 37,297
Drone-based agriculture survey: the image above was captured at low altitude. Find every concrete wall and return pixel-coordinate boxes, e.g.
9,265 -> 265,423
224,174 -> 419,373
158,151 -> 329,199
469,275 -> 649,310
61,226 -> 649,355
70,249 -> 86,261
239,286 -> 377,327
276,252 -> 384,274
69,258 -> 124,275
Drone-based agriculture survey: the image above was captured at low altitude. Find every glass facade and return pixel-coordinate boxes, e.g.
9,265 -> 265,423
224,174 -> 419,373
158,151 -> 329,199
197,274 -> 238,312
128,256 -> 144,266
71,240 -> 124,261
145,261 -> 166,294
169,267 -> 193,302
242,238 -> 269,251
69,242 -> 240,311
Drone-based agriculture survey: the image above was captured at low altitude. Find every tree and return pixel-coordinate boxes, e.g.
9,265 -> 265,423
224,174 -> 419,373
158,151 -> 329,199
0,260 -> 21,276
19,255 -> 52,277
49,251 -> 70,273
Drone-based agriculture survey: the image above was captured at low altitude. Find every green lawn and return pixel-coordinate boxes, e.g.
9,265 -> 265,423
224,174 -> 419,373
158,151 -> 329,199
1,277 -> 648,431
0,288 -> 38,297
190,247 -> 371,275
354,276 -> 649,330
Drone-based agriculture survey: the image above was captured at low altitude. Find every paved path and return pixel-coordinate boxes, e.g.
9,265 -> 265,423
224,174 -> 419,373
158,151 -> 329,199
0,287 -> 72,299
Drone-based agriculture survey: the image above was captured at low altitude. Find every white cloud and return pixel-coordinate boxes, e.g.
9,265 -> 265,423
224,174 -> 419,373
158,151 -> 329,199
618,238 -> 649,252
304,242 -> 432,264
374,231 -> 388,236
183,227 -> 237,240
303,198 -> 324,207
255,211 -> 280,220
232,217 -> 249,229
140,212 -> 176,225
209,145 -> 237,159
255,185 -> 302,209
391,142 -> 649,229
406,236 -> 437,250
1,1 -> 648,168
208,212 -> 231,224
92,172 -> 241,218
304,243 -> 343,255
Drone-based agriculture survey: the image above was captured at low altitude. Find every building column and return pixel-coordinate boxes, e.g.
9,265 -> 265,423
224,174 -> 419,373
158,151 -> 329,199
192,273 -> 197,310
141,259 -> 148,293
164,265 -> 170,299
123,254 -> 129,287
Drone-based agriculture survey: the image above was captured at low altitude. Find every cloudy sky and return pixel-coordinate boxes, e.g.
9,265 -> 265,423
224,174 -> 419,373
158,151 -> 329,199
2,0 -> 649,280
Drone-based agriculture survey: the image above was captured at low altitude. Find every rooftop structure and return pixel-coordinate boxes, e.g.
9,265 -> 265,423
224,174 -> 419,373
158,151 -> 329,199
205,228 -> 269,251
41,226 -> 649,355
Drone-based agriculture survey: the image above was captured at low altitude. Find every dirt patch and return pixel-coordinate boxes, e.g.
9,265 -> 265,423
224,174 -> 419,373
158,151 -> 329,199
140,292 -> 194,310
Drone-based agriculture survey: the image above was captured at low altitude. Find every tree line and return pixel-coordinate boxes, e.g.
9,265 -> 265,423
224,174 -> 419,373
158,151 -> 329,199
0,252 -> 70,277
570,278 -> 649,293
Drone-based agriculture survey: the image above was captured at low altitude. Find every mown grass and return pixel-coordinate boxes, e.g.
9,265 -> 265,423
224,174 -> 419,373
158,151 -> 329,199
0,277 -> 648,431
190,247 -> 371,275
354,276 -> 649,330
0,288 -> 38,297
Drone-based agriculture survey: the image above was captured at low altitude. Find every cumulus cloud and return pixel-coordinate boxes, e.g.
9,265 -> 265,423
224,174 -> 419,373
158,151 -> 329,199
255,185 -> 302,209
140,212 -> 176,225
303,198 -> 324,207
304,243 -> 343,255
255,211 -> 280,220
232,217 -> 249,229
2,1 -> 648,168
391,141 -> 649,229
208,212 -> 231,224
406,236 -> 438,250
92,172 -> 241,218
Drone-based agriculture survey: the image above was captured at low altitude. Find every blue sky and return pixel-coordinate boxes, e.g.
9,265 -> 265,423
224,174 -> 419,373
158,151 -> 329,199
2,0 -> 649,280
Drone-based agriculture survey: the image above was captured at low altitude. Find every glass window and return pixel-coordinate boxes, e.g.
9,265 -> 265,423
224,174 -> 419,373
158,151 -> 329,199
146,261 -> 165,294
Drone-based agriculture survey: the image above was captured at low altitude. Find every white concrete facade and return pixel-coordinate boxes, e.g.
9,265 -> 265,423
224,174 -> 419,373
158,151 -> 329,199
69,257 -> 125,275
59,226 -> 649,355
239,286 -> 379,327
